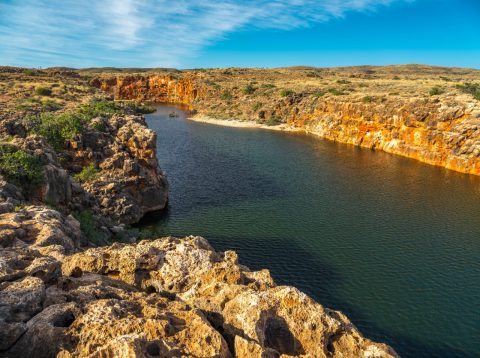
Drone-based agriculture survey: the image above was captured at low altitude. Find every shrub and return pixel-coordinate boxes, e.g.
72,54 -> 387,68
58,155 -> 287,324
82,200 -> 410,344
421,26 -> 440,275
336,79 -> 351,84
261,83 -> 276,89
41,99 -> 63,111
279,89 -> 295,97
362,96 -> 373,103
220,91 -> 233,101
252,102 -> 262,112
266,117 -> 282,126
23,69 -> 37,76
73,210 -> 108,245
327,88 -> 345,96
127,102 -> 156,114
77,100 -> 120,119
74,163 -> 98,182
313,91 -> 325,98
35,87 -> 52,96
456,83 -> 480,100
33,112 -> 84,150
429,87 -> 445,96
0,144 -> 44,192
242,84 -> 256,95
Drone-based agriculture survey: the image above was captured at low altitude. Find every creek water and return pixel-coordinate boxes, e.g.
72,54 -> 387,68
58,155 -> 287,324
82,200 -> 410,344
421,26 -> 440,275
141,105 -> 480,357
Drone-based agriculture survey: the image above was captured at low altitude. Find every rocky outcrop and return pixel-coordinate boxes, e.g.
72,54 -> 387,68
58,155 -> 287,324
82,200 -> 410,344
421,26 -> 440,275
1,111 -> 168,225
0,220 -> 398,357
68,114 -> 169,224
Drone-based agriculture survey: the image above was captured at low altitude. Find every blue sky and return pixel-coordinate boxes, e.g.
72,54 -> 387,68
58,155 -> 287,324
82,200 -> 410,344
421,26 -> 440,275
0,0 -> 478,69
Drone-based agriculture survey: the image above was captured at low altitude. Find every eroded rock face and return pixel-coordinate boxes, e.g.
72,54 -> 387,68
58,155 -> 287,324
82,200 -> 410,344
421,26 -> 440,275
74,114 -> 169,224
0,227 -> 398,357
90,74 -> 201,108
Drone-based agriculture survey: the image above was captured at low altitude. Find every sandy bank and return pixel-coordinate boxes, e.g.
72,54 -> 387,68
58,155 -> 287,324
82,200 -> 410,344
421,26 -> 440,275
188,114 -> 304,133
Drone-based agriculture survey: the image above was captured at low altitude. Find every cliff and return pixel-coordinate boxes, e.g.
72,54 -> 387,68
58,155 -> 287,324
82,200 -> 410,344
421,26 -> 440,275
89,74 -> 201,108
90,65 -> 480,176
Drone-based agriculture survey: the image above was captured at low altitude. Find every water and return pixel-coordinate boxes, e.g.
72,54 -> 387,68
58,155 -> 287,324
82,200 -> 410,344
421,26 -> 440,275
142,105 -> 480,357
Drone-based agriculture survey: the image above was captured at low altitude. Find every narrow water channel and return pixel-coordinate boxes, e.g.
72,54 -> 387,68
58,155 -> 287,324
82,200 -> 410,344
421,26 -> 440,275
141,105 -> 480,357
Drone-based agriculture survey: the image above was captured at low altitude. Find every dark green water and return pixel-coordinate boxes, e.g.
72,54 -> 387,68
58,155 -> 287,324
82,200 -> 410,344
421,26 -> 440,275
142,105 -> 480,357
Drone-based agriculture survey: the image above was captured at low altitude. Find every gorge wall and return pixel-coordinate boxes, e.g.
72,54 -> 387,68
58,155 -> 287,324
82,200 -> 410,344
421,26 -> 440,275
91,67 -> 480,176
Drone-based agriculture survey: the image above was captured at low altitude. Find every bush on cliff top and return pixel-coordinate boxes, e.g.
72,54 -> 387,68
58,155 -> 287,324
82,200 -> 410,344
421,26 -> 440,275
74,163 -> 99,183
242,84 -> 256,95
0,144 -> 44,191
429,87 -> 445,96
77,100 -> 120,119
35,86 -> 52,96
456,82 -> 480,100
279,89 -> 295,97
30,100 -> 121,150
33,112 -> 84,150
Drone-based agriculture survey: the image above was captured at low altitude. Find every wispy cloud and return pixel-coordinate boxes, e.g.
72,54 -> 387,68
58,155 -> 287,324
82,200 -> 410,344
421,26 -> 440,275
0,0 -> 406,67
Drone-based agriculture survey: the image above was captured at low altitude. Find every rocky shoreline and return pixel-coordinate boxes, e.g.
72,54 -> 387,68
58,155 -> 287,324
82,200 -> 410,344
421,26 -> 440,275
0,68 -> 398,356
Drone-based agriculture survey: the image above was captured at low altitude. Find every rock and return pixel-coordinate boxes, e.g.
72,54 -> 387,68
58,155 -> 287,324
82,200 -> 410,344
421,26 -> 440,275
42,164 -> 72,206
76,115 -> 169,224
0,233 -> 397,357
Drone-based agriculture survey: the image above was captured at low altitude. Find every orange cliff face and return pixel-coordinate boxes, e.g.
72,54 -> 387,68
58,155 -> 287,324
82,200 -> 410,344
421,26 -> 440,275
89,71 -> 480,176
90,73 -> 202,108
284,97 -> 480,176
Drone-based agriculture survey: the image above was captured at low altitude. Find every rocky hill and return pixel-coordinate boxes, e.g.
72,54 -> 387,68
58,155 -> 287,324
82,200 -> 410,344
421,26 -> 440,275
0,68 -> 397,356
90,65 -> 480,175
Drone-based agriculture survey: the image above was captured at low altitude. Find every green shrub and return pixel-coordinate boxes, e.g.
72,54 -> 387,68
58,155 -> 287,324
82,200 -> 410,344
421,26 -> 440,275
242,84 -> 256,95
91,121 -> 105,132
327,88 -> 345,96
77,100 -> 120,119
429,87 -> 445,96
252,102 -> 262,112
74,163 -> 99,182
0,144 -> 44,191
73,210 -> 108,245
261,83 -> 276,89
266,117 -> 282,126
220,91 -> 233,101
456,83 -> 480,100
35,87 -> 52,96
126,102 -> 155,114
279,89 -> 295,97
41,99 -> 63,111
14,97 -> 41,110
313,91 -> 325,98
23,69 -> 37,76
336,79 -> 351,84
362,96 -> 373,103
32,112 -> 84,150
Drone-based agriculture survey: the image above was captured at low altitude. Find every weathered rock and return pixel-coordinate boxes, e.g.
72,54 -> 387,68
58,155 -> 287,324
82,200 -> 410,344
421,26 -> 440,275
74,115 -> 169,224
0,232 -> 397,357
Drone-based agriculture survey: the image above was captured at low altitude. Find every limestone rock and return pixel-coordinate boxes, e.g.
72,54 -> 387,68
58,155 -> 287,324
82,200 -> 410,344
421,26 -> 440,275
0,233 -> 398,357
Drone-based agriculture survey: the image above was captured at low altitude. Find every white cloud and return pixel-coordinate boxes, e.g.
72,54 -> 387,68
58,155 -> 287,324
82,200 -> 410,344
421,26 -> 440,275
0,0 -> 406,67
